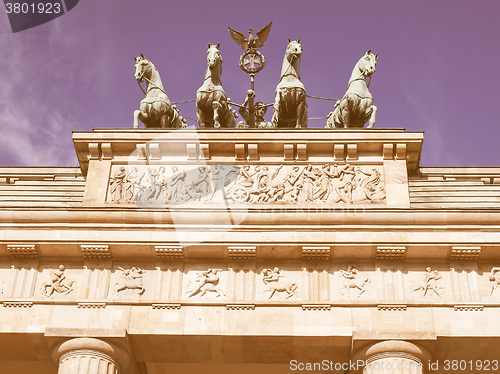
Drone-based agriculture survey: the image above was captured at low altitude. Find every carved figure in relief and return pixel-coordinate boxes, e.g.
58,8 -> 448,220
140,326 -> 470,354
300,165 -> 318,203
133,54 -> 186,129
325,50 -> 378,129
109,167 -> 127,202
191,166 -> 211,201
340,265 -> 369,297
115,267 -> 145,295
41,265 -> 75,296
127,167 -> 144,201
165,166 -> 189,202
272,40 -> 308,128
196,44 -> 236,128
107,164 -> 385,205
185,269 -> 225,298
284,166 -> 302,202
489,268 -> 500,296
335,164 -> 356,203
262,267 -> 298,299
414,267 -> 443,297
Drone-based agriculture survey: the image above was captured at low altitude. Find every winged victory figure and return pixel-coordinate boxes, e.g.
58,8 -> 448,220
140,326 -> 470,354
228,21 -> 273,50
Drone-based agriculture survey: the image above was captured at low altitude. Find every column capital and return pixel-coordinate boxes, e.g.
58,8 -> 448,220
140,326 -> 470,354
354,340 -> 431,373
51,337 -> 130,372
356,340 -> 431,362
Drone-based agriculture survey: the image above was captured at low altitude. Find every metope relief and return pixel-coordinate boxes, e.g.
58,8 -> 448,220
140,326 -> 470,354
411,267 -> 445,299
40,265 -> 76,297
489,268 -> 500,296
114,267 -> 145,296
339,265 -> 370,298
106,163 -> 385,206
261,267 -> 298,299
184,269 -> 225,299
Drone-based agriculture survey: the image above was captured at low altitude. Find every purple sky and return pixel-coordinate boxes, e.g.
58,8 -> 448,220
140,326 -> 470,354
0,0 -> 499,168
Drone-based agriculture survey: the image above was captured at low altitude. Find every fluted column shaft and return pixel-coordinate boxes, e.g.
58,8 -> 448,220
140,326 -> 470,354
58,348 -> 118,374
52,338 -> 129,374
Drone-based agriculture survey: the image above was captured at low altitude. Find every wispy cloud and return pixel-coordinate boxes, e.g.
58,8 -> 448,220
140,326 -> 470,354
0,20 -> 79,166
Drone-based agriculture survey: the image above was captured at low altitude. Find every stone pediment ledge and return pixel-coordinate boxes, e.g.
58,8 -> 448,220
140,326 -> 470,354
73,128 -> 424,176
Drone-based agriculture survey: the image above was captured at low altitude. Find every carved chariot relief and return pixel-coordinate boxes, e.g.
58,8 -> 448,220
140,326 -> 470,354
114,267 -> 145,296
339,265 -> 370,298
184,269 -> 225,299
107,163 -> 385,206
40,265 -> 76,297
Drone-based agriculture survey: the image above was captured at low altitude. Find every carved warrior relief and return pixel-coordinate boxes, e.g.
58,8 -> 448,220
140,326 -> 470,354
107,164 -> 386,205
115,267 -> 145,296
40,265 -> 75,297
262,267 -> 298,299
184,269 -> 225,298
412,267 -> 444,298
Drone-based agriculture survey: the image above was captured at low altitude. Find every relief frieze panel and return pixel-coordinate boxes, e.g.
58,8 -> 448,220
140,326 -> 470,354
182,267 -> 227,300
256,265 -> 301,301
106,163 -> 386,206
36,264 -> 81,299
408,266 -> 452,301
2,260 -> 500,305
332,265 -> 374,300
110,265 -> 150,299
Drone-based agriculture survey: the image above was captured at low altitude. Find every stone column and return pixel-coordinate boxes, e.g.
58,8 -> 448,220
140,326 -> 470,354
52,338 -> 130,374
354,340 -> 430,374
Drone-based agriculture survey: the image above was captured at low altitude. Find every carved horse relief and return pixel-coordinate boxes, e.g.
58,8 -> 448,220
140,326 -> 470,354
133,54 -> 186,129
262,267 -> 298,299
326,50 -> 378,128
196,44 -> 236,128
272,39 -> 308,128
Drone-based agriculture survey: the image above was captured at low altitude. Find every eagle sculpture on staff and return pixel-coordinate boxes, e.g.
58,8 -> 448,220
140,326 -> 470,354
228,21 -> 273,51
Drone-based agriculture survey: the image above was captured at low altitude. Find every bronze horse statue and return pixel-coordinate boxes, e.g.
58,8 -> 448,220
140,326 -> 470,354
326,50 -> 378,128
133,54 -> 186,129
272,39 -> 308,128
196,44 -> 236,128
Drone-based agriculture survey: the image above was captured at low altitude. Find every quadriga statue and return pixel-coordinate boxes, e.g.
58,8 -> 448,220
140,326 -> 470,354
326,50 -> 378,128
196,44 -> 236,128
133,54 -> 186,129
272,39 -> 308,128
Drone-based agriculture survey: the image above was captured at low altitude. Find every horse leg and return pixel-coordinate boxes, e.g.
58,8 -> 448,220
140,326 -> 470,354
196,94 -> 206,128
271,91 -> 281,127
296,101 -> 307,128
133,110 -> 140,128
212,101 -> 221,128
225,103 -> 236,128
160,114 -> 168,129
268,288 -> 276,299
368,105 -> 377,128
344,99 -> 352,128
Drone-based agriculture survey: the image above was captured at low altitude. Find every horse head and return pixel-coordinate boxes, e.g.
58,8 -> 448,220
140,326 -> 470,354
207,43 -> 222,69
134,54 -> 154,82
357,49 -> 378,77
286,39 -> 302,62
